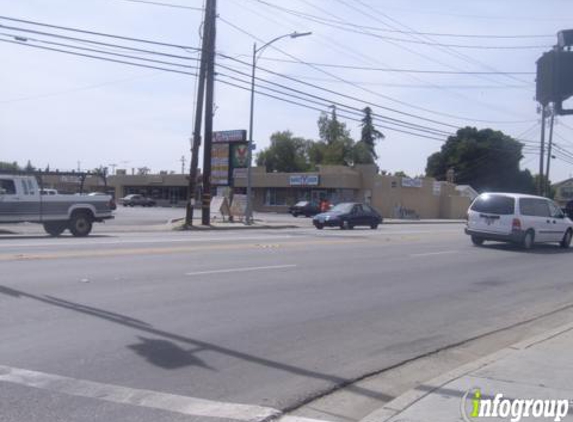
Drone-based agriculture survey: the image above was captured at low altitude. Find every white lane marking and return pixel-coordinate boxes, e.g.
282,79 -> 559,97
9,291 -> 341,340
0,365 -> 281,421
278,416 -> 333,422
186,264 -> 297,276
0,234 -> 294,249
410,250 -> 459,257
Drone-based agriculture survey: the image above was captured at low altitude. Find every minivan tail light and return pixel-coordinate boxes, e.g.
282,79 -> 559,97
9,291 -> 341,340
512,218 -> 522,231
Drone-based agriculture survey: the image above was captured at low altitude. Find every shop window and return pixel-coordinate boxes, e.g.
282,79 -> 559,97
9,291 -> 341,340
265,188 -> 288,206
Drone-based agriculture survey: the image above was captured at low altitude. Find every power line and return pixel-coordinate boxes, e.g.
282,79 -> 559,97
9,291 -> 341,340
243,57 -> 535,75
218,17 -> 532,125
114,0 -> 204,10
2,36 -> 449,141
0,33 -> 199,70
0,38 -> 199,77
217,68 -> 452,138
251,0 -> 550,50
250,0 -> 553,39
0,25 -> 201,61
0,15 -> 200,51
0,71 -> 161,104
243,0 -> 536,123
337,0 -> 531,87
218,52 -> 459,130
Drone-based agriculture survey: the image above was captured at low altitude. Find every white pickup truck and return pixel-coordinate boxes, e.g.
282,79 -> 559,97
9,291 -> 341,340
0,174 -> 114,237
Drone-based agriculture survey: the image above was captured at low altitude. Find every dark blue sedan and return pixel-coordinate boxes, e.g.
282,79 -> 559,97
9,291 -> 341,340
313,202 -> 382,230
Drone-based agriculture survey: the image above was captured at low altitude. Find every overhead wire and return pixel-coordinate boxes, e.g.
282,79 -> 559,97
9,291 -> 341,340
218,16 -> 533,125
249,1 -> 553,40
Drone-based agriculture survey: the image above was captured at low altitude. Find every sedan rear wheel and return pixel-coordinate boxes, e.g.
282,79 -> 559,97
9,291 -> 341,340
315,222 -> 324,230
471,235 -> 484,246
342,220 -> 353,230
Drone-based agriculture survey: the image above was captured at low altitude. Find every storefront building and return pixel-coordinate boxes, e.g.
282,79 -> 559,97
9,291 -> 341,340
41,164 -> 471,218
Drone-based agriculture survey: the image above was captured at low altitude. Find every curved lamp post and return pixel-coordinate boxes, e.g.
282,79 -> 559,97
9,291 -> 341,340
245,31 -> 312,225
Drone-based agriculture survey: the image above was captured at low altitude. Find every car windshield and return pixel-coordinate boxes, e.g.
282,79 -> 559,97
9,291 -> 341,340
294,201 -> 309,207
470,194 -> 515,215
329,203 -> 354,214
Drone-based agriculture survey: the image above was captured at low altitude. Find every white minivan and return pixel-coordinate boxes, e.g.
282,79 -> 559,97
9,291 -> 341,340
465,193 -> 573,249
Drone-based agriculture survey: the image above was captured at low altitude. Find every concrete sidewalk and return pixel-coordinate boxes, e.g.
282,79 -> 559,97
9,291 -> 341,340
0,217 -> 464,235
361,323 -> 573,422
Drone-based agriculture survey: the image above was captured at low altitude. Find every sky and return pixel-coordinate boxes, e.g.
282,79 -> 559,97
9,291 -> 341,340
1,0 -> 573,182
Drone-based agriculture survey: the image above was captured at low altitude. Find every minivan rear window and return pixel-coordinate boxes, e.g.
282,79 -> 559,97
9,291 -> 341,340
470,194 -> 515,215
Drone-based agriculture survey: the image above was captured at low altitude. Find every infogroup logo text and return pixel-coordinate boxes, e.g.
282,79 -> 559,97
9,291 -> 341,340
461,388 -> 571,422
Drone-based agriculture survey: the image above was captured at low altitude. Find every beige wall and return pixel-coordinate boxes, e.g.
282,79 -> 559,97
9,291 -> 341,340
40,165 -> 471,218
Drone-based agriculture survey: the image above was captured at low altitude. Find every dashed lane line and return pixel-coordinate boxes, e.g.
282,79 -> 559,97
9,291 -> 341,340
186,265 -> 297,276
410,250 -> 459,257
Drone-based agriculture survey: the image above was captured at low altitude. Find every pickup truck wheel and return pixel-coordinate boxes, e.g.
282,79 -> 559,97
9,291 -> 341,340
69,212 -> 93,237
43,221 -> 67,237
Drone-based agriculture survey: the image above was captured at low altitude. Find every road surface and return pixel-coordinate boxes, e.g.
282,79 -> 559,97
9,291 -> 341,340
1,224 -> 572,422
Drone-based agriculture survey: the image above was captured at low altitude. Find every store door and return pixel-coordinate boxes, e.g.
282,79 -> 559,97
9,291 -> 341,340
311,190 -> 327,204
169,187 -> 179,205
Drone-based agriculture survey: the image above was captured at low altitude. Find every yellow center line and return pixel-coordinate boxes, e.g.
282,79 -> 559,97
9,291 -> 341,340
0,238 -> 367,262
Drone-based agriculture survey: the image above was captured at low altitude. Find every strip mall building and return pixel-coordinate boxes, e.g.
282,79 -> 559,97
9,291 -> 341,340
48,164 -> 471,219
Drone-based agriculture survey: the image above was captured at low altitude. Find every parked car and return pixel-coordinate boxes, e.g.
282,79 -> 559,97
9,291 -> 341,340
465,193 -> 573,249
289,201 -> 321,217
313,202 -> 382,230
120,194 -> 156,207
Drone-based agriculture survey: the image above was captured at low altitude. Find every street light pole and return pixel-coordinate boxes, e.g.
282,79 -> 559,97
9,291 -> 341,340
245,31 -> 311,225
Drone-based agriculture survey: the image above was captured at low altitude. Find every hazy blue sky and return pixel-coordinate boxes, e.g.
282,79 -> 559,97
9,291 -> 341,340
1,0 -> 573,182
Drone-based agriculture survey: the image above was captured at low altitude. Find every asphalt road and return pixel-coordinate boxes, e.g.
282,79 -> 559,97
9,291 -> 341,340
1,224 -> 573,422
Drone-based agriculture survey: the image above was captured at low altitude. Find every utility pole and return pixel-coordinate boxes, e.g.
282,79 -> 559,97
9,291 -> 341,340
538,105 -> 547,196
545,105 -> 556,196
180,155 -> 186,174
185,0 -> 212,227
201,0 -> 216,226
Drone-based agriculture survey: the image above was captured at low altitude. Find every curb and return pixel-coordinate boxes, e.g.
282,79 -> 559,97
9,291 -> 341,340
172,224 -> 300,231
382,221 -> 464,225
359,321 -> 573,422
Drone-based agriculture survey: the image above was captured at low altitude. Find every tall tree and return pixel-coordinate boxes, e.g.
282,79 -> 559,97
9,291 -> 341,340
256,131 -> 312,173
317,106 -> 355,165
360,107 -> 384,160
425,127 -> 535,193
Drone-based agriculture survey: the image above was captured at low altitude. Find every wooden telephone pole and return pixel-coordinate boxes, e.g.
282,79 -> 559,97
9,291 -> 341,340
185,0 -> 216,227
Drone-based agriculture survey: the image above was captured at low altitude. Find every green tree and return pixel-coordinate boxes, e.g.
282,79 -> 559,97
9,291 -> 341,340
256,131 -> 312,172
393,170 -> 410,178
24,160 -> 35,172
0,161 -> 20,171
317,106 -> 355,165
425,127 -> 535,193
360,106 -> 384,160
351,141 -> 376,165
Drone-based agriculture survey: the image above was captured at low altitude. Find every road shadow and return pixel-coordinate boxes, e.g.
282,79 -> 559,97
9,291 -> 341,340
0,284 -> 394,405
477,242 -> 573,255
127,336 -> 216,370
